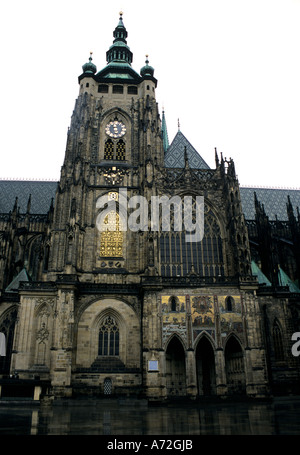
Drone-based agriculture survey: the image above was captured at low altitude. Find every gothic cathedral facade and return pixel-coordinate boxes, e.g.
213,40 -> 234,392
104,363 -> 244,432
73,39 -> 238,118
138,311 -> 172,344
0,14 -> 299,401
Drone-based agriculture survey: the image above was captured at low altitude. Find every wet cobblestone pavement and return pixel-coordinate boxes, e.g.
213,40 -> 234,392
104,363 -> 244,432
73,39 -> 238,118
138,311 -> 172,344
0,396 -> 299,435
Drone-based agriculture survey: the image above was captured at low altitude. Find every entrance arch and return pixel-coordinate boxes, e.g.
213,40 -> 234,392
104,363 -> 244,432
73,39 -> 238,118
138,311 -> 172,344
225,335 -> 246,395
195,335 -> 216,396
165,336 -> 186,397
0,307 -> 17,375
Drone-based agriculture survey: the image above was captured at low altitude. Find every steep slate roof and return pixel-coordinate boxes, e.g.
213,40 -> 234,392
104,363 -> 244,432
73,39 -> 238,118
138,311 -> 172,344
164,132 -> 300,221
0,180 -> 57,214
0,180 -> 299,222
0,161 -> 299,223
240,187 -> 300,221
165,131 -> 210,169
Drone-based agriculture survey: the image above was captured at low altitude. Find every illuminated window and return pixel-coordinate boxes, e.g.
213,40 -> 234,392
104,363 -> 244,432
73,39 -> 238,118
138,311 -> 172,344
104,139 -> 114,160
100,211 -> 123,257
104,139 -> 126,161
116,140 -> 126,160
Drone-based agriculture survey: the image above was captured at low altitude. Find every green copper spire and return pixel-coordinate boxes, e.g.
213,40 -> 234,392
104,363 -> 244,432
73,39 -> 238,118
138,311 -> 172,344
106,12 -> 133,66
162,109 -> 169,153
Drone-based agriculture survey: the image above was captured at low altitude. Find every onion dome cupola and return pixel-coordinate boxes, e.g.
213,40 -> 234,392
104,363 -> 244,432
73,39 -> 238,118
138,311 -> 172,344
78,52 -> 97,83
140,55 -> 157,87
96,12 -> 141,83
82,52 -> 97,75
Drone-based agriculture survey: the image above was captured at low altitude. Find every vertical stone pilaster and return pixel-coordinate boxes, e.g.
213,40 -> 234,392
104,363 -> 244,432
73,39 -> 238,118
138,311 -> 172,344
186,349 -> 197,398
12,295 -> 36,373
50,286 -> 75,393
215,348 -> 227,396
143,291 -> 166,400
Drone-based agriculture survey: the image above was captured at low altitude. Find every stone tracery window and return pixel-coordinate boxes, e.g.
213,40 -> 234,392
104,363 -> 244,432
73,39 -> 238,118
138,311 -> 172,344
98,316 -> 120,356
273,320 -> 284,361
159,202 -> 224,277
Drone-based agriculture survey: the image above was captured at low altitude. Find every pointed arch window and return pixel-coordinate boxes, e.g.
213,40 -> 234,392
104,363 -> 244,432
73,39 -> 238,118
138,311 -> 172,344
104,139 -> 114,160
159,203 -> 224,277
98,316 -> 120,356
100,211 -> 123,257
104,138 -> 126,161
273,321 -> 285,361
226,296 -> 234,312
116,140 -> 126,160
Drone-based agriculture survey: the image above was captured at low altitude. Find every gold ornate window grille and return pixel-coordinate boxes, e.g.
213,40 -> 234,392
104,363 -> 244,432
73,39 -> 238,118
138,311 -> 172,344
104,139 -> 126,160
104,139 -> 114,160
100,211 -> 123,257
116,140 -> 126,160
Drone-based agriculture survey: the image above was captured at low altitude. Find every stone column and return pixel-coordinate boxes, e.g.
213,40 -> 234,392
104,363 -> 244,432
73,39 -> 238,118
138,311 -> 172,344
50,285 -> 75,397
186,349 -> 197,399
142,291 -> 166,400
215,348 -> 227,396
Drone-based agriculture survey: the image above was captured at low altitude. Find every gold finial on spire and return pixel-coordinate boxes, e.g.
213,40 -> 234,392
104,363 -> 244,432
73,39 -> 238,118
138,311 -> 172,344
178,118 -> 180,131
119,10 -> 123,16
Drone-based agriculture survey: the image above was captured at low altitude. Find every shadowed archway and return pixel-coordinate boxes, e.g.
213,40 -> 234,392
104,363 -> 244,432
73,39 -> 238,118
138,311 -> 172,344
195,335 -> 216,396
225,336 -> 246,395
165,336 -> 186,397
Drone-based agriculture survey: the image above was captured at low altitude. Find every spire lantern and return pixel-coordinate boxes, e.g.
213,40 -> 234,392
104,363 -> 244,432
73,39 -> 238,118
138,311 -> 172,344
106,12 -> 133,65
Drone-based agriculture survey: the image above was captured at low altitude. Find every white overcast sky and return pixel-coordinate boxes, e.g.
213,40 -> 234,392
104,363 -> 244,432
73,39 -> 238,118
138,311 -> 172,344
0,0 -> 300,189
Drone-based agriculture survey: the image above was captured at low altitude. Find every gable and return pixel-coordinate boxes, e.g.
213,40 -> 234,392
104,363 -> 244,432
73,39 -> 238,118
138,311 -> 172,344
165,131 -> 210,170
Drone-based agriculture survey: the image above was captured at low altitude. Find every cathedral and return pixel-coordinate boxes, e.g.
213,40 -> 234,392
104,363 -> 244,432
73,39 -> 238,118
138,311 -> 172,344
0,13 -> 300,402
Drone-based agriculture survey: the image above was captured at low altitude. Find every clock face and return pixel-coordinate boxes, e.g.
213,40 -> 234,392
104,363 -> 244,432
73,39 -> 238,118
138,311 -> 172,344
105,121 -> 126,138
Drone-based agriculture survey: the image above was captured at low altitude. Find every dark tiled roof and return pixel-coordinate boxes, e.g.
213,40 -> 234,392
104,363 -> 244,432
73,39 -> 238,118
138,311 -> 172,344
164,134 -> 300,221
0,179 -> 299,223
165,131 -> 210,170
240,187 -> 300,221
0,180 -> 57,214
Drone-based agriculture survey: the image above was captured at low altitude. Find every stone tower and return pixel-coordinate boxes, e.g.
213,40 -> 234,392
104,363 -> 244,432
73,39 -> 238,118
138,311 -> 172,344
1,13 -> 277,400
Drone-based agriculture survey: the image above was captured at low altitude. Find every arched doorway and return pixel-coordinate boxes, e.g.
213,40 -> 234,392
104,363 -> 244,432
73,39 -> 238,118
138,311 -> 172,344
165,336 -> 186,397
0,308 -> 17,375
225,336 -> 246,395
195,336 -> 216,396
